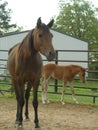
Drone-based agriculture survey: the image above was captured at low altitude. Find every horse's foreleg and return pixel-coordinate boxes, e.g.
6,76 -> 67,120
25,85 -> 31,120
70,84 -> 79,104
15,90 -> 25,127
61,82 -> 66,105
44,89 -> 50,103
32,83 -> 40,128
17,82 -> 25,127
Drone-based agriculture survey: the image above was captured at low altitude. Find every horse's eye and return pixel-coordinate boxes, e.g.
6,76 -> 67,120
39,34 -> 43,38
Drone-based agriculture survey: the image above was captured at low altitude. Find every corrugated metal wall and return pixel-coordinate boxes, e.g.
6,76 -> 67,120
0,29 -> 88,74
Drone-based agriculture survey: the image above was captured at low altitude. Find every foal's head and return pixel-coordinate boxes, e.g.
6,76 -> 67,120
33,17 -> 55,61
78,67 -> 87,83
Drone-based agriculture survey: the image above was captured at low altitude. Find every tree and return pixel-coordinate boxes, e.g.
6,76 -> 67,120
0,1 -> 22,35
53,0 -> 98,50
53,0 -> 98,76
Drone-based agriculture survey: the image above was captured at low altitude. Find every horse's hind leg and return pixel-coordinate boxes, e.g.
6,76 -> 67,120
70,84 -> 79,104
12,79 -> 20,124
24,83 -> 31,120
15,98 -> 19,124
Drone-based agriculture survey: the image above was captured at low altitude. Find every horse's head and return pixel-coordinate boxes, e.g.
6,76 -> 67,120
78,67 -> 87,83
33,17 -> 55,61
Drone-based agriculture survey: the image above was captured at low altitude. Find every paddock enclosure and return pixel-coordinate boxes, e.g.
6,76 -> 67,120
0,98 -> 98,130
0,29 -> 98,130
0,30 -> 98,103
0,29 -> 98,104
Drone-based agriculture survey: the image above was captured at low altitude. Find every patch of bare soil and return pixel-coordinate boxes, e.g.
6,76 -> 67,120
0,98 -> 98,130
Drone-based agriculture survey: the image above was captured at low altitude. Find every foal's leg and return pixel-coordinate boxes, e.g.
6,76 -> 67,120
42,80 -> 45,104
25,83 -> 31,120
70,83 -> 79,104
32,81 -> 40,128
42,78 -> 50,104
61,81 -> 67,105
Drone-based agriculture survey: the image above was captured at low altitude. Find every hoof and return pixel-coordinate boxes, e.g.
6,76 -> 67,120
15,120 -> 19,124
42,100 -> 50,104
74,100 -> 79,104
75,101 -> 79,104
18,122 -> 23,128
34,128 -> 41,130
17,127 -> 24,130
47,100 -> 50,103
61,102 -> 65,105
18,125 -> 23,128
35,124 -> 40,128
42,101 -> 46,104
24,118 -> 30,122
19,124 -> 23,128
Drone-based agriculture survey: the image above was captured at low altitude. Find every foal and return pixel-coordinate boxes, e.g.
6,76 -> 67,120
42,63 -> 87,105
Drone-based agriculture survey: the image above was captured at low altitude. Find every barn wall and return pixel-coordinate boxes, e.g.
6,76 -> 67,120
0,30 -> 88,75
43,30 -> 88,67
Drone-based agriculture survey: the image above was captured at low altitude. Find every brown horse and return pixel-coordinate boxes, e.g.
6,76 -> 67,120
42,63 -> 87,105
7,17 -> 55,128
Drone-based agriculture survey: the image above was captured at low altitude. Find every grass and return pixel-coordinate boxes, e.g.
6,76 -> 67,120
0,78 -> 98,106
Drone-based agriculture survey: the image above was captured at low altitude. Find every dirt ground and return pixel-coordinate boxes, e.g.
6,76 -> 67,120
0,98 -> 98,130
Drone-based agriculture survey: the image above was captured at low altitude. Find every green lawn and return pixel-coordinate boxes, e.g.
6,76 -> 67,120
0,78 -> 98,106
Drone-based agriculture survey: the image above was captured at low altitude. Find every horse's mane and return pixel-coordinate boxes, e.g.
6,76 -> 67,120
70,64 -> 82,69
8,43 -> 20,55
19,29 -> 37,53
8,29 -> 36,55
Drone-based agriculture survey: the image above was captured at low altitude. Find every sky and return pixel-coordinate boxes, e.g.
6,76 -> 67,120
1,0 -> 98,30
6,0 -> 60,30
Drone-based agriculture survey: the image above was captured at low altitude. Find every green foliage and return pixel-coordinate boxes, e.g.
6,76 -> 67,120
0,1 -> 22,35
53,0 -> 98,50
89,62 -> 98,78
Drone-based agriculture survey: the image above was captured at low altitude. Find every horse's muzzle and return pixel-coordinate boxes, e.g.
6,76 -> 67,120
46,50 -> 56,61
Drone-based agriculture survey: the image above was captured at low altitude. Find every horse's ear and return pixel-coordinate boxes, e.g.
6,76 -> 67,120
37,17 -> 42,28
47,19 -> 54,28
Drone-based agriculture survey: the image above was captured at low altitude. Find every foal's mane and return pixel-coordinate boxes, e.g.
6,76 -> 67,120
71,64 -> 82,68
